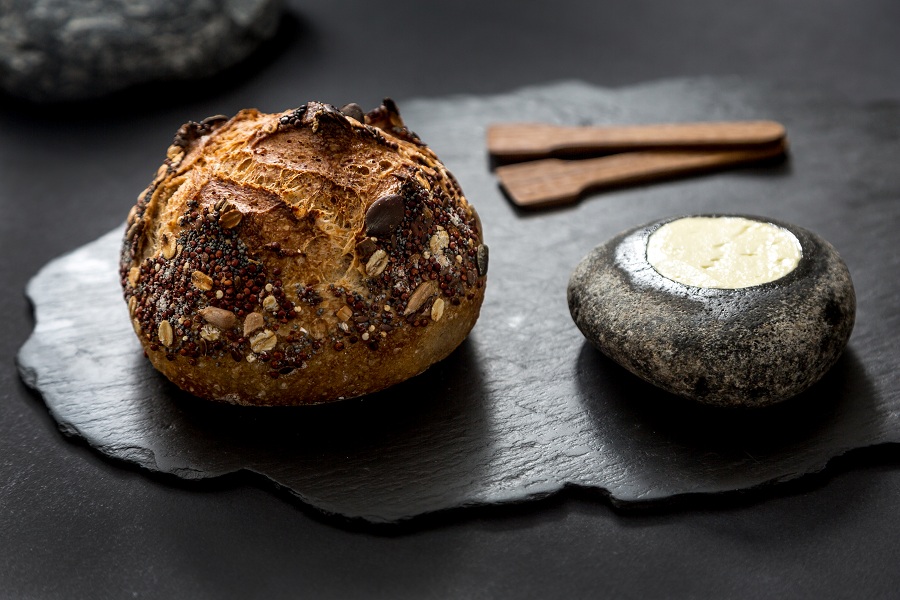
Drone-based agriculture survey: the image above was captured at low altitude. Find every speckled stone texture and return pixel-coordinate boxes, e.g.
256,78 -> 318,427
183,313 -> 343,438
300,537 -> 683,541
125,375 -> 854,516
568,215 -> 856,407
17,79 -> 900,522
0,0 -> 283,103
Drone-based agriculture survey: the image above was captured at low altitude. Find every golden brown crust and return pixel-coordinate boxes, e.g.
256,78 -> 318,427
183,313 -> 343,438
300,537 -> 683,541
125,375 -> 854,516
120,100 -> 487,405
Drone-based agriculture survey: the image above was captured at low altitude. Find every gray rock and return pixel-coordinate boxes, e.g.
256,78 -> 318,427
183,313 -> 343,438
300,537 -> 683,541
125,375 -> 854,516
0,0 -> 283,103
568,214 -> 856,408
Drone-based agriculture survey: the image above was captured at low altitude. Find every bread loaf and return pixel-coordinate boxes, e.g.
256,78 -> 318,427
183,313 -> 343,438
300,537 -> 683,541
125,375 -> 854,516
120,100 -> 487,405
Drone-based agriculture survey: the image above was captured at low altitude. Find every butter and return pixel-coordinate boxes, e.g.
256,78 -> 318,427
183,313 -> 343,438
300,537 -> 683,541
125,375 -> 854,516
646,216 -> 802,288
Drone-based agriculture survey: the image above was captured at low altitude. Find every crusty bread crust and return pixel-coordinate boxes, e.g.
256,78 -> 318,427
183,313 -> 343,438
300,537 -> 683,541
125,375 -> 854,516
120,100 -> 487,405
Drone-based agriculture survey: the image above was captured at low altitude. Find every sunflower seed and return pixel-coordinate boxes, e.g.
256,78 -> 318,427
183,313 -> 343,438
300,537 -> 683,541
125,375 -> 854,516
219,209 -> 243,229
161,233 -> 177,259
366,249 -> 389,277
431,297 -> 445,321
198,306 -> 236,329
404,281 -> 438,315
476,244 -> 489,276
339,102 -> 365,122
243,312 -> 265,336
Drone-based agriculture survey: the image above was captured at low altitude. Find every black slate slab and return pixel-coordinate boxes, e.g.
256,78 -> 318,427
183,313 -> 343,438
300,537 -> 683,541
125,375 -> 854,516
17,79 -> 900,523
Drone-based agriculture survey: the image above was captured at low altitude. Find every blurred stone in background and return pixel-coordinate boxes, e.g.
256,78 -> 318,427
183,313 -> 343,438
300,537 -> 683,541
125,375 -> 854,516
0,0 -> 283,103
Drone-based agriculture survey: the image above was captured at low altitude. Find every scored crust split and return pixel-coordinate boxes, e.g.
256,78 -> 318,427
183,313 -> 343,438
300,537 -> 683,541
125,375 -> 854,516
119,100 -> 488,406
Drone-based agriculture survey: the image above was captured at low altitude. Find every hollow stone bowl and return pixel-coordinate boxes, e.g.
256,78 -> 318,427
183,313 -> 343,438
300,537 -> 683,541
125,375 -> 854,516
567,214 -> 856,408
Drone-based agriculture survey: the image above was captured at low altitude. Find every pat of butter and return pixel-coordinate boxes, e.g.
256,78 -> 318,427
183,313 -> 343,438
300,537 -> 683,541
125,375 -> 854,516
647,216 -> 802,288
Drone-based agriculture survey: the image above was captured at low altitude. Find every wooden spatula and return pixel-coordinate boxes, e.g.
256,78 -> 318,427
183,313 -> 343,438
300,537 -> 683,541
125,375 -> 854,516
487,120 -> 786,162
494,140 -> 787,209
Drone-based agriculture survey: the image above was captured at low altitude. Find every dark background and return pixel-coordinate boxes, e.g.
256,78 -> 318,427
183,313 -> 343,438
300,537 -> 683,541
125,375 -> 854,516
2,1 -> 899,598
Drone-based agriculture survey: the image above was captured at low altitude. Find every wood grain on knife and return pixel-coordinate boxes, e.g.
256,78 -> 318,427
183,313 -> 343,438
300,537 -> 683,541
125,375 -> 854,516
487,121 -> 786,162
495,141 -> 787,209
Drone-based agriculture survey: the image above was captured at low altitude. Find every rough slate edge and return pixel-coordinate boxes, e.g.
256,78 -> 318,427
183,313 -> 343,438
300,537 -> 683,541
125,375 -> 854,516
16,77 -> 900,524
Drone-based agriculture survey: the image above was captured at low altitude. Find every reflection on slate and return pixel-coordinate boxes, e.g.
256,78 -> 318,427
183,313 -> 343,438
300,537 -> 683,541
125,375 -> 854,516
17,79 -> 900,523
577,345 -> 876,494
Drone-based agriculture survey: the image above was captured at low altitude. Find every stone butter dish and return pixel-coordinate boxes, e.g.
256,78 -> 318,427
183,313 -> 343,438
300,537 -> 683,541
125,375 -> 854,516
567,214 -> 856,407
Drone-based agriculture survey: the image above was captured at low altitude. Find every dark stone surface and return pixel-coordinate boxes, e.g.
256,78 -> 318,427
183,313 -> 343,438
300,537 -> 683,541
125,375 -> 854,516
568,214 -> 856,407
17,78 -> 900,523
0,0 -> 283,103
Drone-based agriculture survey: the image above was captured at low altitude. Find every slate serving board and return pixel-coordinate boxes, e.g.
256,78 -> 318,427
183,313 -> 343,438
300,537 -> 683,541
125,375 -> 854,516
17,78 -> 900,523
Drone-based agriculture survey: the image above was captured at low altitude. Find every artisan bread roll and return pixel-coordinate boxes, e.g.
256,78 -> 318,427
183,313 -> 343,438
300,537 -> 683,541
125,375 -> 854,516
120,100 -> 487,406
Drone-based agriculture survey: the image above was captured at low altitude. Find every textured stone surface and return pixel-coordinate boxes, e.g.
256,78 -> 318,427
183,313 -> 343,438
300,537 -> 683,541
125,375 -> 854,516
568,215 -> 856,407
0,0 -> 283,103
17,79 -> 900,522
